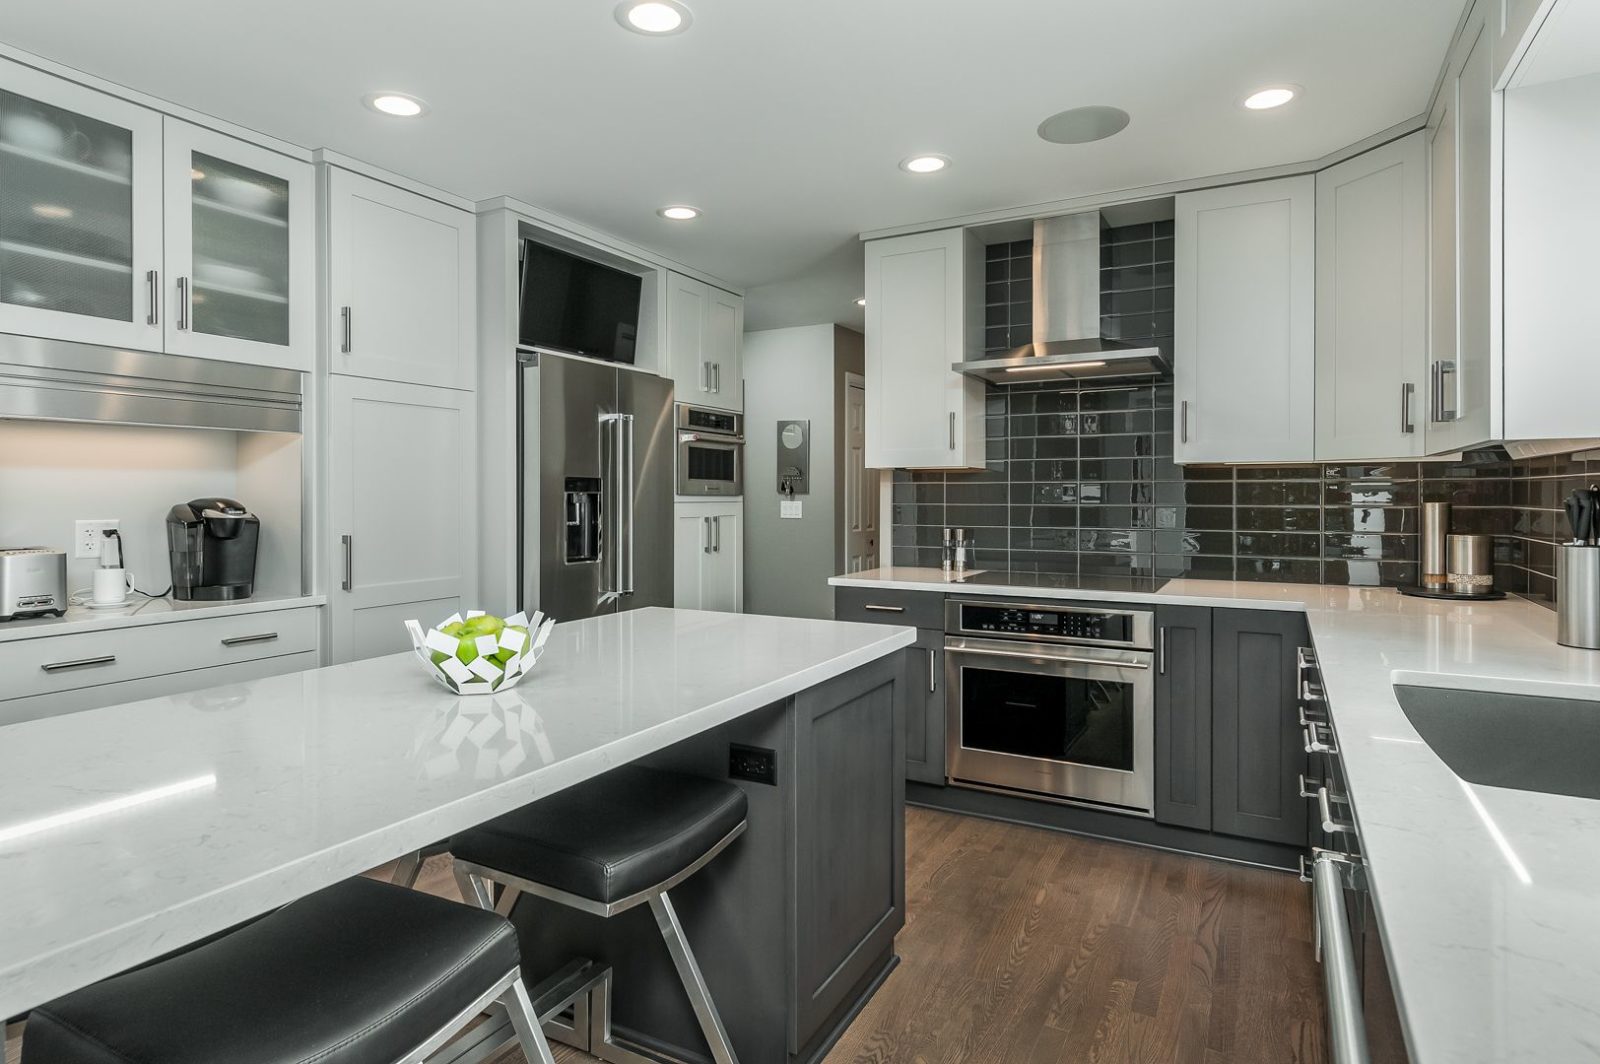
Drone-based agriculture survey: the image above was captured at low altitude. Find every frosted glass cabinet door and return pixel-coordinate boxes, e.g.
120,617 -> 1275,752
0,62 -> 162,349
163,119 -> 313,371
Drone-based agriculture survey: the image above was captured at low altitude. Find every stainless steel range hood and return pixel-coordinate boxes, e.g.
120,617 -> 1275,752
956,213 -> 1170,384
0,334 -> 302,433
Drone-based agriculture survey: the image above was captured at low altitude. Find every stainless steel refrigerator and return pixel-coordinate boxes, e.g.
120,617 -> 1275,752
519,350 -> 675,619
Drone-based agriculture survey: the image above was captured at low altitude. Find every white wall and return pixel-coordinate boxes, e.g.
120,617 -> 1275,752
0,422 -> 300,597
743,325 -> 863,620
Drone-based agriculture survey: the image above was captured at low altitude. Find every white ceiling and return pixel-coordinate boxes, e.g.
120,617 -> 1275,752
3,0 -> 1464,326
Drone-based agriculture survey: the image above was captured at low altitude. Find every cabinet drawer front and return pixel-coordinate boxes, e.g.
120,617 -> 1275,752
834,587 -> 943,629
0,608 -> 318,700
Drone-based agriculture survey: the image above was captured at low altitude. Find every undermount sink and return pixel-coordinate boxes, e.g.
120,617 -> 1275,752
1394,684 -> 1600,801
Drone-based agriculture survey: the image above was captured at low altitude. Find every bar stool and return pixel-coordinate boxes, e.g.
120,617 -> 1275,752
450,764 -> 748,1064
22,876 -> 558,1064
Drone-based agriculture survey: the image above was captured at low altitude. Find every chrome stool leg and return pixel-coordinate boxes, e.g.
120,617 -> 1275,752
390,850 -> 425,888
501,974 -> 558,1064
649,891 -> 738,1064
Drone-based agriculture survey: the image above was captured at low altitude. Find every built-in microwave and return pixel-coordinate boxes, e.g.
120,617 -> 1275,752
675,405 -> 743,496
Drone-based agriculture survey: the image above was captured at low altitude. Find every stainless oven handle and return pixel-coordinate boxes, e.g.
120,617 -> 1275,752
1313,854 -> 1372,1064
948,644 -> 1150,670
678,432 -> 745,445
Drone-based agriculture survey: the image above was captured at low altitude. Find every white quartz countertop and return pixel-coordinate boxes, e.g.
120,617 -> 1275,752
0,592 -> 326,644
832,567 -> 1600,1062
0,607 -> 914,1019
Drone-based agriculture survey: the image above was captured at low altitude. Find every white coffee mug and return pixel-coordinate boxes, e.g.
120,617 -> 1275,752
92,567 -> 135,606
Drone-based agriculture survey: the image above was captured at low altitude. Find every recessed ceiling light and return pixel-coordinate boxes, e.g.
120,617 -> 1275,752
658,205 -> 700,220
1243,85 -> 1298,110
365,93 -> 427,117
900,154 -> 950,174
615,0 -> 693,35
854,297 -> 867,307
1037,106 -> 1131,145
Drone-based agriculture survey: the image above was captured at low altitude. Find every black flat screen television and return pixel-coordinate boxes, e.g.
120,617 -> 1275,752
517,240 -> 641,363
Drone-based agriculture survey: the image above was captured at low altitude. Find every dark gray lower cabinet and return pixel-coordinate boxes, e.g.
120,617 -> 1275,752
903,629 -> 945,785
791,660 -> 906,1052
1211,608 -> 1310,846
1154,604 -> 1213,831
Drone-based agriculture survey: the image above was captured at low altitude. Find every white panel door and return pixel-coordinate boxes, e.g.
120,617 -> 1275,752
162,119 -> 313,371
703,286 -> 743,409
1315,133 -> 1428,460
1173,177 -> 1315,464
667,272 -> 712,404
0,60 -> 163,350
327,376 -> 476,663
863,228 -> 985,469
328,168 -> 476,389
673,500 -> 741,612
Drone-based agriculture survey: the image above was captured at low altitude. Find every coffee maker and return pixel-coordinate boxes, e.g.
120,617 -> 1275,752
167,498 -> 259,600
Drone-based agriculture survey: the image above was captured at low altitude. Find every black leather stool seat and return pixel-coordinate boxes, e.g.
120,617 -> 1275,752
23,877 -> 520,1064
452,765 -> 748,904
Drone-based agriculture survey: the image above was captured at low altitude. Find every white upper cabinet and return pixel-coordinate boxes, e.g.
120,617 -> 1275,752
0,61 -> 163,350
163,119 -> 313,371
1314,133 -> 1429,460
667,272 -> 742,410
1428,17 -> 1496,453
327,168 -> 476,389
863,227 -> 986,469
1173,177 -> 1315,464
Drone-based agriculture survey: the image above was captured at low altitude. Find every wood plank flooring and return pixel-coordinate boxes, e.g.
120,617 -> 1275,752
4,807 -> 1324,1064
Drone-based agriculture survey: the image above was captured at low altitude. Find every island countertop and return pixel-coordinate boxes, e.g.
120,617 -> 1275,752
0,607 -> 915,1020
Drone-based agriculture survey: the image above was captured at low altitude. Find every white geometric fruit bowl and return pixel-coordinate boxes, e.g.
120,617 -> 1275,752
403,609 -> 555,695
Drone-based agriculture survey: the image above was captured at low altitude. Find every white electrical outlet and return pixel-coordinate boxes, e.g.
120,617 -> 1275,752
75,519 -> 118,559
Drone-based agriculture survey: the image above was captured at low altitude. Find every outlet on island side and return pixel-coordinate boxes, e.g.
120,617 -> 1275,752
729,743 -> 777,786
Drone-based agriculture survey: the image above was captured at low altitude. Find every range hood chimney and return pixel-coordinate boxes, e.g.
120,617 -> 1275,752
955,213 -> 1170,384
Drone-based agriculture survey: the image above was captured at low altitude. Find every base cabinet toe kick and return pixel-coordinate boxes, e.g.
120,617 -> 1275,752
1297,646 -> 1409,1064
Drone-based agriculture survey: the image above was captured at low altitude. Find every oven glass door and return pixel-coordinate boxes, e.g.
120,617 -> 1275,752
677,438 -> 742,495
946,637 -> 1154,814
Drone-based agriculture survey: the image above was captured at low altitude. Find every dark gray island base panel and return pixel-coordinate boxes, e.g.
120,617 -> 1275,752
507,653 -> 907,1064
907,783 -> 1303,871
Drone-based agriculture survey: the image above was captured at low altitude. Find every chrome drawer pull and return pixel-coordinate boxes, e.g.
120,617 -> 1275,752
1303,721 -> 1338,754
1318,786 -> 1356,834
862,604 -> 905,613
1300,678 -> 1326,703
1300,706 -> 1329,727
41,655 -> 116,673
221,632 -> 279,647
1299,773 -> 1326,799
1297,646 -> 1318,670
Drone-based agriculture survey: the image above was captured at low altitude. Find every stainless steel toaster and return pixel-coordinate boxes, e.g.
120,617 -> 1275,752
0,548 -> 68,620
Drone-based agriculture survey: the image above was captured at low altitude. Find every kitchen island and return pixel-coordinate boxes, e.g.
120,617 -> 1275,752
0,607 -> 915,1064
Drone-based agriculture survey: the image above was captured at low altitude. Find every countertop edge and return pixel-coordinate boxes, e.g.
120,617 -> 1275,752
0,594 -> 328,644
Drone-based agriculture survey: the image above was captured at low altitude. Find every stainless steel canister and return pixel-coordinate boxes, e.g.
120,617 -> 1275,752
1446,534 -> 1494,596
1421,501 -> 1451,588
1557,545 -> 1600,649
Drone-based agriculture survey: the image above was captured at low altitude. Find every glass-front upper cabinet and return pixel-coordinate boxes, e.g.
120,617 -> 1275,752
163,119 -> 312,370
0,62 -> 162,349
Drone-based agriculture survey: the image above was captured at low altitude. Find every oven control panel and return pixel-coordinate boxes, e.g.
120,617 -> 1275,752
951,601 -> 1149,648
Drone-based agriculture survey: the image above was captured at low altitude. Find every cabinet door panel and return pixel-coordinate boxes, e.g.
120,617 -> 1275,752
904,629 -> 945,785
163,119 -> 312,370
672,510 -> 708,610
667,272 -> 711,404
1428,95 -> 1459,444
329,168 -> 475,389
1211,609 -> 1308,845
0,61 -> 162,350
1315,133 -> 1428,460
702,511 -> 741,612
327,377 -> 475,662
1155,605 -> 1212,830
1174,177 -> 1315,463
705,286 -> 742,409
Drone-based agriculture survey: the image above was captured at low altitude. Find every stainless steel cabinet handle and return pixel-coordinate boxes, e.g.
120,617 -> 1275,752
927,647 -> 937,692
711,363 -> 721,394
1179,400 -> 1189,445
1431,359 -> 1459,422
1300,677 -> 1326,704
948,411 -> 956,451
221,632 -> 279,647
146,269 -> 159,326
1312,854 -> 1372,1064
1299,772 -> 1326,799
1158,627 -> 1168,676
712,515 -> 721,553
176,276 -> 190,331
863,604 -> 905,613
1400,382 -> 1415,434
1317,786 -> 1356,834
702,516 -> 712,554
1300,706 -> 1329,727
340,534 -> 353,592
702,361 -> 711,392
341,306 -> 353,353
41,655 -> 116,673
951,644 -> 1151,670
1303,720 -> 1338,754
1297,646 -> 1318,670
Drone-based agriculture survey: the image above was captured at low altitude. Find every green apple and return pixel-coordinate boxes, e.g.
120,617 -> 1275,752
462,614 -> 504,640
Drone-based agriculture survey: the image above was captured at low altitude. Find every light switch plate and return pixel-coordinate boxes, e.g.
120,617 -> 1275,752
780,499 -> 802,519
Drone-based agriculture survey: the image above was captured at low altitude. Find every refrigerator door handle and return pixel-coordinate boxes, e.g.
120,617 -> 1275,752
621,413 -> 636,595
597,413 -> 628,607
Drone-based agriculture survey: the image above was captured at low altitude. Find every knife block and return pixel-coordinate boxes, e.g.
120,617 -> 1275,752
1557,545 -> 1600,649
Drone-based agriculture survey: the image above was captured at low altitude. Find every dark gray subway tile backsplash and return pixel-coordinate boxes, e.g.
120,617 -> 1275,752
889,377 -> 1586,609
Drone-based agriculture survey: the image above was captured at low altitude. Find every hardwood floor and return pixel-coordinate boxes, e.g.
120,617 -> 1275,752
4,808 -> 1324,1064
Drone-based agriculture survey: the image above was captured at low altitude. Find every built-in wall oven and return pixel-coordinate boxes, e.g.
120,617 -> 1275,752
675,404 -> 743,496
944,599 -> 1155,816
